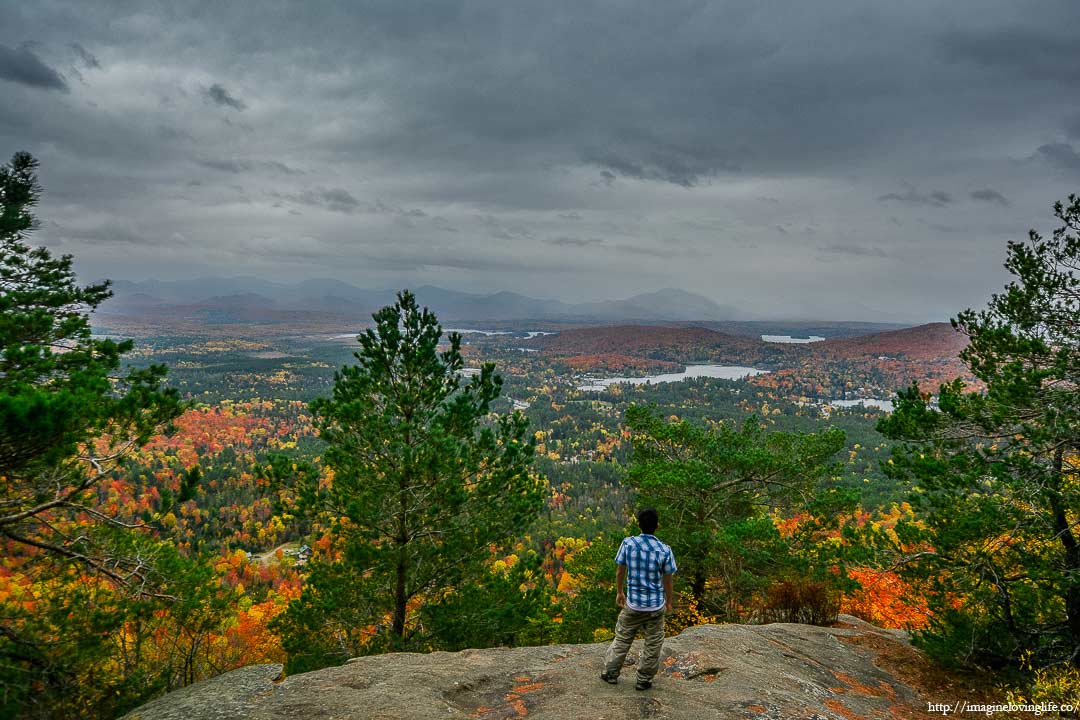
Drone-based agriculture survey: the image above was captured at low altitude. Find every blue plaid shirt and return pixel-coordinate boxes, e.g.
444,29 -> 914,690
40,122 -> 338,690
615,534 -> 677,611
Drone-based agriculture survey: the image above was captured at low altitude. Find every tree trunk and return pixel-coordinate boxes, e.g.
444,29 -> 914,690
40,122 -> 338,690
690,571 -> 706,603
392,469 -> 410,642
1049,447 -> 1080,660
392,549 -> 407,641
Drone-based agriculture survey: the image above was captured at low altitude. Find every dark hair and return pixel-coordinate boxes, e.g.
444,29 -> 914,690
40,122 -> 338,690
637,508 -> 658,534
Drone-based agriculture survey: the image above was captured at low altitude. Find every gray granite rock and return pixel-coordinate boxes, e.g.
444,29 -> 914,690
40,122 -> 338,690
123,616 -> 930,720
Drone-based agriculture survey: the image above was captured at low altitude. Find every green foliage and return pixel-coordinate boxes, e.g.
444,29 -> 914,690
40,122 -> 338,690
0,150 -> 182,566
273,291 -> 543,670
0,531 -> 234,720
554,533 -> 621,643
420,553 -> 557,651
624,404 -> 846,618
0,561 -> 159,720
0,153 -> 180,486
0,152 -> 184,718
269,557 -> 384,673
878,195 -> 1080,673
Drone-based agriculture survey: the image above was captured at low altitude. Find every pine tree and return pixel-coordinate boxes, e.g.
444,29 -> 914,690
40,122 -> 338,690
0,152 -> 183,717
624,405 -> 848,618
272,291 -> 542,671
879,195 -> 1080,672
0,150 -> 182,586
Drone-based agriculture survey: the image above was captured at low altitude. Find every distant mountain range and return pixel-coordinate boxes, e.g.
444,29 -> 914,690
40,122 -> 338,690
103,277 -> 742,323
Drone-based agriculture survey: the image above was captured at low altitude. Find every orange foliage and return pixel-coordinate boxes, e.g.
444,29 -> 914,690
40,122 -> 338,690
842,567 -> 928,630
560,353 -> 682,373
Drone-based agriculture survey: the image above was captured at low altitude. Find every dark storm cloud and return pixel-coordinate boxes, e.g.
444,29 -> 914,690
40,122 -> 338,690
272,188 -> 362,214
1036,143 -> 1080,173
0,43 -> 67,91
196,158 -> 252,173
942,25 -> 1080,84
70,43 -> 99,69
197,158 -> 304,175
318,188 -> 360,213
586,152 -> 709,188
878,189 -> 953,208
6,1 -> 1080,319
1066,115 -> 1080,140
971,189 -> 1009,206
204,83 -> 246,111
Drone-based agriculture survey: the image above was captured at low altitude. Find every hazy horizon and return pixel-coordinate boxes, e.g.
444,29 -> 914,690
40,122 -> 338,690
99,274 -> 943,325
5,2 -> 1080,323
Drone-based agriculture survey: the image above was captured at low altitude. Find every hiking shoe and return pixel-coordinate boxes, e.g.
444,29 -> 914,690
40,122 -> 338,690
635,680 -> 652,691
600,672 -> 618,685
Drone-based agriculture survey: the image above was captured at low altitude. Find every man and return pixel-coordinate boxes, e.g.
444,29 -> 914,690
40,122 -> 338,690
600,508 -> 677,691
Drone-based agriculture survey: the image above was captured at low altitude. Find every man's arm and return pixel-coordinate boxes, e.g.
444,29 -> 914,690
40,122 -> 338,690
616,564 -> 627,607
662,573 -> 674,612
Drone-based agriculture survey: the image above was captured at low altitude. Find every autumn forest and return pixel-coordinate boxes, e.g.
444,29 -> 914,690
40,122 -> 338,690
3,153 -> 1080,718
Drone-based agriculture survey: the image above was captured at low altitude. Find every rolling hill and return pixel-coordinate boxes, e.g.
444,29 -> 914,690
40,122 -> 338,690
817,322 -> 968,361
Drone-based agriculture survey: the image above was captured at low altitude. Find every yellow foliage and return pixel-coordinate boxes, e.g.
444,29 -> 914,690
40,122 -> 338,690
666,592 -> 717,635
592,627 -> 614,642
1005,654 -> 1080,706
556,572 -> 578,594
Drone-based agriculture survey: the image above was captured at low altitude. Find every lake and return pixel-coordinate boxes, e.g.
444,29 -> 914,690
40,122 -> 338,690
762,334 -> 826,344
829,398 -> 894,412
445,329 -> 556,338
578,364 -> 769,392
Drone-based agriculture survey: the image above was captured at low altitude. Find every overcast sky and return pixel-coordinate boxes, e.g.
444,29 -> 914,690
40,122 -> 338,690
3,1 -> 1080,321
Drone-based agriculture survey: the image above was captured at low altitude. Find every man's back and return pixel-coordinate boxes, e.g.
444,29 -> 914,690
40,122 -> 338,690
603,509 -> 676,690
616,533 -> 676,611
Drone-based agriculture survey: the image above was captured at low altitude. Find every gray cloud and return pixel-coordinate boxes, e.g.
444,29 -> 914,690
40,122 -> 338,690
6,1 -> 1080,320
585,151 -> 724,188
197,158 -> 304,175
319,188 -> 359,212
942,25 -> 1080,85
197,158 -> 252,173
264,160 -> 304,176
545,236 -> 604,247
0,43 -> 67,91
70,42 -> 100,69
372,199 -> 426,218
618,243 -> 702,259
273,187 -> 362,214
205,83 -> 246,111
1067,115 -> 1080,141
1036,143 -> 1080,173
970,188 -> 1009,206
819,244 -> 888,258
879,188 -> 953,207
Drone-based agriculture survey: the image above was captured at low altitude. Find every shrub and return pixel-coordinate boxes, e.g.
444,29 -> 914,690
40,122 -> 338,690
756,579 -> 840,626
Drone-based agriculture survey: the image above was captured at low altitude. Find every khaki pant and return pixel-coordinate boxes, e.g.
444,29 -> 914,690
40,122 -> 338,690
603,607 -> 666,682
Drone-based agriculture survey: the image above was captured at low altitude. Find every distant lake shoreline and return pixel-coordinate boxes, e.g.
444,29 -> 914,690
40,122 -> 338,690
762,334 -> 826,344
578,364 -> 769,392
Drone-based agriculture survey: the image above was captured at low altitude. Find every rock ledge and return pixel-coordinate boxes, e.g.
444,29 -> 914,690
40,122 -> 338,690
124,615 -> 944,720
